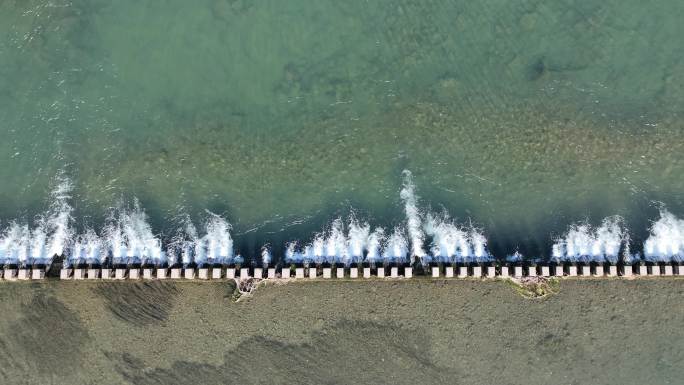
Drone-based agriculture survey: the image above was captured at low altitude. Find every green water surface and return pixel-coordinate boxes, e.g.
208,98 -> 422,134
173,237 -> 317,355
1,0 -> 683,255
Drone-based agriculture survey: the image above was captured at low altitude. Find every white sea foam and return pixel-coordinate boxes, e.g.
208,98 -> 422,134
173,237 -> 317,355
347,217 -> 370,264
199,214 -> 234,265
325,218 -> 346,264
0,222 -> 29,265
643,210 -> 684,262
168,213 -> 235,266
552,217 -> 625,263
4,171 -> 684,268
0,177 -> 73,266
285,216 -> 407,266
261,245 -> 272,267
291,218 -> 377,266
423,213 -> 491,263
68,229 -> 103,266
180,219 -> 199,266
285,241 -> 300,264
400,170 -> 426,263
45,178 -> 73,260
99,202 -> 164,266
383,227 -> 408,263
365,227 -> 385,264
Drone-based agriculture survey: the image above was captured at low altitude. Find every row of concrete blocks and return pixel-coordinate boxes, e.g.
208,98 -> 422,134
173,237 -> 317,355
3,264 -> 683,281
431,264 -> 684,278
57,266 -> 417,280
0,268 -> 46,281
55,263 -> 684,281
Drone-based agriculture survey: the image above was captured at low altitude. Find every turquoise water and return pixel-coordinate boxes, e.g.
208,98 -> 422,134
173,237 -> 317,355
1,0 -> 684,257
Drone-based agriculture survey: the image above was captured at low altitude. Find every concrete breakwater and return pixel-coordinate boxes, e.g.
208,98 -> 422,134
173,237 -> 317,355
2,262 -> 682,282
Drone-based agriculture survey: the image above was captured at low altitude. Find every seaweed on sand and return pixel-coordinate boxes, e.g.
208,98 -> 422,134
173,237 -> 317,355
507,276 -> 560,299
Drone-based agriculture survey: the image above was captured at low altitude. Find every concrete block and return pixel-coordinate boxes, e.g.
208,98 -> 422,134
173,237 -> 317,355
458,267 -> 468,278
377,267 -> 385,278
156,268 -> 167,280
308,267 -> 317,279
60,268 -> 72,280
254,268 -> 263,279
170,268 -> 182,279
267,268 -> 277,279
101,268 -> 113,279
281,268 -> 291,279
31,269 -> 45,280
568,265 -> 578,276
650,265 -> 661,276
678,264 -> 684,276
113,268 -> 125,279
472,266 -> 482,277
129,269 -> 140,280
295,268 -> 305,279
18,269 -> 30,280
608,265 -> 618,277
514,266 -> 523,277
323,267 -> 332,279
487,266 -> 496,277
500,266 -> 509,277
225,268 -> 236,279
595,265 -> 604,276
143,268 -> 154,279
622,265 -> 633,277
350,268 -> 359,278
639,265 -> 648,276
541,266 -> 550,277
211,268 -> 222,279
4,269 -> 17,280
390,267 -> 399,278
527,266 -> 537,277
240,268 -> 250,280
431,267 -> 440,278
337,267 -> 345,278
183,268 -> 195,279
445,266 -> 454,278
554,265 -> 564,277
74,268 -> 86,280
363,267 -> 371,278
581,266 -> 591,277
198,268 -> 209,280
404,267 -> 413,278
663,265 -> 673,276
87,268 -> 100,279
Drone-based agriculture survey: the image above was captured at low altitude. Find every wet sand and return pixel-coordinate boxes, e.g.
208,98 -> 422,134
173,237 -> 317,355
0,279 -> 681,384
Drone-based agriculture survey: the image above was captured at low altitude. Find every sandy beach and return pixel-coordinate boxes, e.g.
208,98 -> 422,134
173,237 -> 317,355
0,278 -> 681,384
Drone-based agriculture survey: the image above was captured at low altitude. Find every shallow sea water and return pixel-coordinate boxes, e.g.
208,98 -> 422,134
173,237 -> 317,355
1,1 -> 684,254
